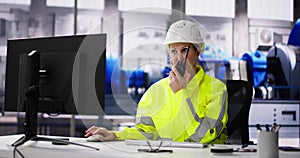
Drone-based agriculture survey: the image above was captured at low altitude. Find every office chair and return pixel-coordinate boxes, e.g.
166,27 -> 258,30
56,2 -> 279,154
225,80 -> 253,145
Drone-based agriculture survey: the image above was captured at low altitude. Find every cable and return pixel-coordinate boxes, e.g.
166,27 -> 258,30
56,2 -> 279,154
138,140 -> 173,153
13,146 -> 25,158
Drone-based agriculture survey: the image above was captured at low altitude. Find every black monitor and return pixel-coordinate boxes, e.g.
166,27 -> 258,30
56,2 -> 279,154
5,34 -> 106,149
5,34 -> 106,115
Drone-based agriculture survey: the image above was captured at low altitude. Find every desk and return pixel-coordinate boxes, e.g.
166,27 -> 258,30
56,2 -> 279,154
0,135 -> 299,158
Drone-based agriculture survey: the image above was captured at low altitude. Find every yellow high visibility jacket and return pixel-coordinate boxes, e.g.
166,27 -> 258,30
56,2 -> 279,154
113,65 -> 228,144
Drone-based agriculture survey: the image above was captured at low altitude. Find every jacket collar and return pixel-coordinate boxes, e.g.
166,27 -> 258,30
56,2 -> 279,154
186,65 -> 204,90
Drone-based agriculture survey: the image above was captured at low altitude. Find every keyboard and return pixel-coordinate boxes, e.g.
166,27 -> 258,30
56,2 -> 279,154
125,140 -> 208,148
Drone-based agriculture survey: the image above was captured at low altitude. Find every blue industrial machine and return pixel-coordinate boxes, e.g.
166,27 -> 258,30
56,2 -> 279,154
127,69 -> 148,95
265,19 -> 300,99
241,51 -> 267,98
288,19 -> 300,47
105,55 -> 120,94
242,45 -> 300,100
105,55 -> 151,115
243,19 -> 300,99
198,47 -> 230,81
197,58 -> 230,81
106,56 -> 148,95
266,43 -> 300,99
242,51 -> 267,88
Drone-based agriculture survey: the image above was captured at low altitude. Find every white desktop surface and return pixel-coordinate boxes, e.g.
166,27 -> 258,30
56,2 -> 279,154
0,135 -> 299,158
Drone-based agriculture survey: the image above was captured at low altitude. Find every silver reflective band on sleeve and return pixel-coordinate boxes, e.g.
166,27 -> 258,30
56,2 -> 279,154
188,90 -> 227,142
136,116 -> 155,127
190,118 -> 211,142
186,98 -> 203,123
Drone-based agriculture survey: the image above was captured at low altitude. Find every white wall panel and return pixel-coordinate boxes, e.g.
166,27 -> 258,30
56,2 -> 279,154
47,0 -> 104,9
186,0 -> 235,18
118,0 -> 172,14
248,0 -> 293,21
0,0 -> 30,5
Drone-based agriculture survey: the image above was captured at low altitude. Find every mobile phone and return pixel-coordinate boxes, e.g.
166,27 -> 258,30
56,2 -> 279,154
175,46 -> 190,77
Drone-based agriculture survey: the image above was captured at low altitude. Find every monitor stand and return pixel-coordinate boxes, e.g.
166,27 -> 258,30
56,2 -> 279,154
11,85 -> 99,151
12,135 -> 99,150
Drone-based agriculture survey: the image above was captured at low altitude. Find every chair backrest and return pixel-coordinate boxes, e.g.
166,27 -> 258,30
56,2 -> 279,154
225,80 -> 253,145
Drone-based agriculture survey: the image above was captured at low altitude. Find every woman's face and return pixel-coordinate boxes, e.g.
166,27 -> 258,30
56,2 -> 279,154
168,42 -> 200,69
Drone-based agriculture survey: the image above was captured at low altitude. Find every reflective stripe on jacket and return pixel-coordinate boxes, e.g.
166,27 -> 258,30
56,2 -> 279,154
113,65 -> 228,144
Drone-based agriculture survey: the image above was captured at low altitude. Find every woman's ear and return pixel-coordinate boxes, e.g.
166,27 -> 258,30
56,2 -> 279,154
196,49 -> 201,57
192,45 -> 201,57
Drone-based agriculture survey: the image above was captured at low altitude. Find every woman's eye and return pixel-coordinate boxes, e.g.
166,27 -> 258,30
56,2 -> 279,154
170,49 -> 177,54
182,48 -> 188,53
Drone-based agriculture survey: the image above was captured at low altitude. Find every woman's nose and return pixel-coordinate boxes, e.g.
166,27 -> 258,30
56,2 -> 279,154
170,53 -> 185,65
177,54 -> 186,62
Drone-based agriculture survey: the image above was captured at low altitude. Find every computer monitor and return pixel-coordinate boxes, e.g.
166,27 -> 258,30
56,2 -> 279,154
5,34 -> 106,115
5,34 -> 106,149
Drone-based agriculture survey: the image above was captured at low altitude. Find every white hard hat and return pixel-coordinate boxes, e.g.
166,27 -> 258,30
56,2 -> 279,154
164,20 -> 205,52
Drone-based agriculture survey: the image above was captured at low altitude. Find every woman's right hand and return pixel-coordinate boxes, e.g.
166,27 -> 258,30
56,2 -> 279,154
85,126 -> 116,141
